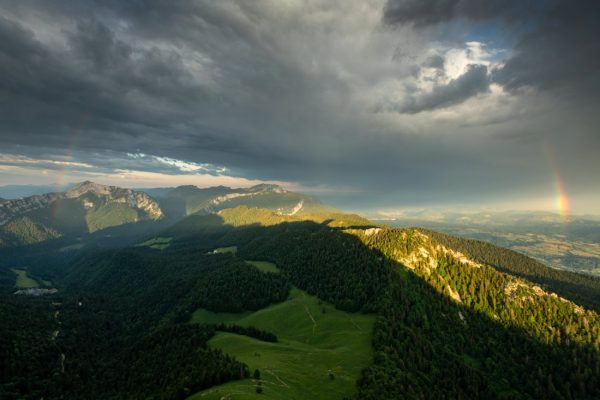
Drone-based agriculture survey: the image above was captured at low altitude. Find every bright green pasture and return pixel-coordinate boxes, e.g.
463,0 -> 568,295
11,268 -> 40,289
189,288 -> 374,400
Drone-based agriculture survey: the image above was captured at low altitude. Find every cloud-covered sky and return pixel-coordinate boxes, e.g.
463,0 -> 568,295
0,0 -> 599,213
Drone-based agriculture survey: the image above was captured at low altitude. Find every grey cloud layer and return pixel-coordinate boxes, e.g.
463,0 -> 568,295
382,64 -> 490,114
0,0 -> 599,209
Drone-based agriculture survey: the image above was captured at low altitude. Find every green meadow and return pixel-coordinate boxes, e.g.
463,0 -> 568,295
11,268 -> 41,289
245,260 -> 280,273
189,288 -> 375,400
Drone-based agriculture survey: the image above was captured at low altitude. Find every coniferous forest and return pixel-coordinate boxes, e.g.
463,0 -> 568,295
1,212 -> 599,399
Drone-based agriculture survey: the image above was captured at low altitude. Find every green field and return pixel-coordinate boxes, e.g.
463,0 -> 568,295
189,288 -> 375,400
245,260 -> 280,273
11,268 -> 40,289
139,237 -> 172,250
212,246 -> 238,254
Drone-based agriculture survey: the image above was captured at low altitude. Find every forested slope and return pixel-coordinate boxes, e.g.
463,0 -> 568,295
421,228 -> 600,312
2,207 -> 599,399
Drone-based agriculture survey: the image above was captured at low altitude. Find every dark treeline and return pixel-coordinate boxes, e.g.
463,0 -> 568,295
195,262 -> 289,313
0,296 -> 57,399
236,221 -> 392,313
213,323 -> 278,343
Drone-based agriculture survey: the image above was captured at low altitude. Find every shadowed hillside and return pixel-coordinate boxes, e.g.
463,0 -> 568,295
1,208 -> 599,399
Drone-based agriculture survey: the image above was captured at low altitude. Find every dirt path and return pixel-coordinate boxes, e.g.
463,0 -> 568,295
347,316 -> 362,332
60,353 -> 65,373
266,369 -> 289,388
304,305 -> 317,334
52,306 -> 65,373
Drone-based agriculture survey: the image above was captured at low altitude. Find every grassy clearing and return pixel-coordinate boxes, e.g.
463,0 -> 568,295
138,237 -> 172,250
211,246 -> 238,254
11,268 -> 39,289
245,260 -> 280,273
189,288 -> 375,400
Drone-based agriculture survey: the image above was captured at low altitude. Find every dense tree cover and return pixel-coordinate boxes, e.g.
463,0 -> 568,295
356,228 -> 600,399
48,302 -> 247,400
195,262 -> 289,313
0,245 -> 281,399
0,270 -> 56,398
2,208 -> 600,399
205,221 -> 600,399
0,216 -> 61,247
422,228 -> 600,312
237,222 -> 391,313
212,324 -> 278,343
0,296 -> 58,399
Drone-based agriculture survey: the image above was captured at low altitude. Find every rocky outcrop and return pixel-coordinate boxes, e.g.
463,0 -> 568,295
0,181 -> 163,228
66,181 -> 164,219
0,193 -> 59,226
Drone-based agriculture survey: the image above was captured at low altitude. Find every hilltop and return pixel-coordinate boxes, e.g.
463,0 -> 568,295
147,183 -> 336,219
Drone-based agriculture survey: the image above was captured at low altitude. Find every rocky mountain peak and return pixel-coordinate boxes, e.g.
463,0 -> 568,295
247,184 -> 286,193
66,181 -> 114,198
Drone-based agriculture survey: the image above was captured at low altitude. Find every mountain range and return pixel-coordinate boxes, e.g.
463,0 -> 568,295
0,181 -> 331,249
1,181 -> 599,400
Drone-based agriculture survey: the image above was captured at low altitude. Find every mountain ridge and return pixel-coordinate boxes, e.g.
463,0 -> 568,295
0,181 -> 164,247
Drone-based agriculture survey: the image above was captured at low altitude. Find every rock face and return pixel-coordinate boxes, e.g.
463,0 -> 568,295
0,182 -> 164,247
155,182 -> 331,218
133,191 -> 163,220
65,181 -> 164,220
65,181 -> 112,198
0,193 -> 59,226
246,184 -> 287,194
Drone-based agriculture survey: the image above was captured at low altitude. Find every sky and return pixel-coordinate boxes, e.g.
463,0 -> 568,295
0,0 -> 599,214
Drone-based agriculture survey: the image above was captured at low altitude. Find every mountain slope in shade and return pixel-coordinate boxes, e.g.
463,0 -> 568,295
152,183 -> 336,219
0,181 -> 163,247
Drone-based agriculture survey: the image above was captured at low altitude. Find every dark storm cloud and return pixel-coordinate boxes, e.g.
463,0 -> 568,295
0,1 -> 599,211
383,0 -> 600,96
383,64 -> 489,114
0,0 -> 349,174
382,0 -> 541,27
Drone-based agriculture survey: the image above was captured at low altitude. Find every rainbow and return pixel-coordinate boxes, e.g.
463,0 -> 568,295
50,112 -> 90,219
543,141 -> 570,223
